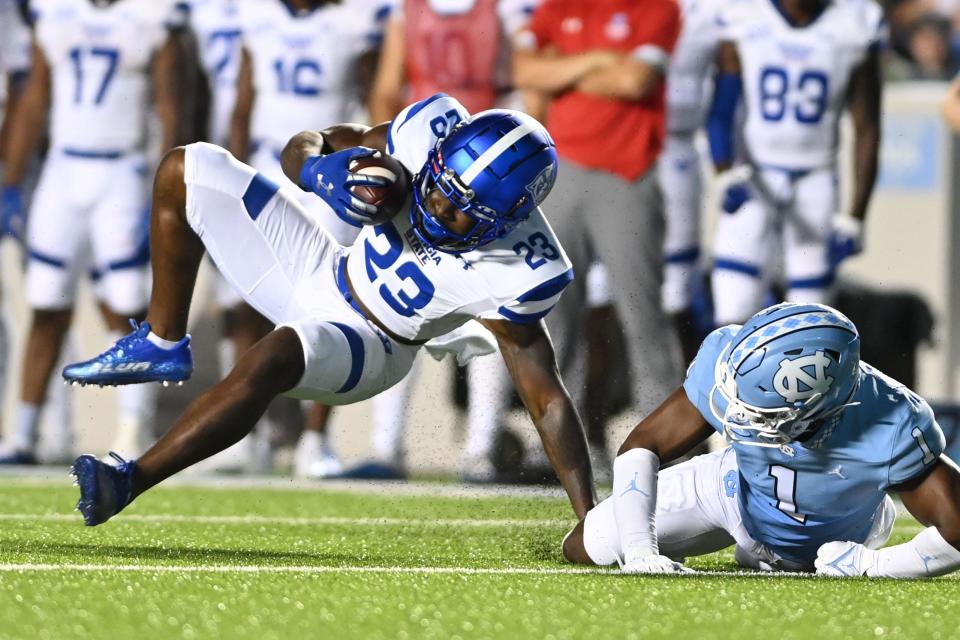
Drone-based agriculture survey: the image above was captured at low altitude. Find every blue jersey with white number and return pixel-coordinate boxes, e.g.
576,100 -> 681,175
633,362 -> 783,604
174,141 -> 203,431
719,0 -> 885,170
345,94 -> 574,342
684,326 -> 946,564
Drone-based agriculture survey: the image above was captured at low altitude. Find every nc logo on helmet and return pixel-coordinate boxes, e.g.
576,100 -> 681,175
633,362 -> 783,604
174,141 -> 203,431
773,351 -> 835,404
526,164 -> 556,205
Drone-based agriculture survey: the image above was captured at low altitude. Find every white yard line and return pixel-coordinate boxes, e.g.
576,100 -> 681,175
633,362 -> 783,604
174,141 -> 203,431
0,563 -> 825,578
0,513 -> 569,527
0,469 -> 568,500
0,513 -> 923,533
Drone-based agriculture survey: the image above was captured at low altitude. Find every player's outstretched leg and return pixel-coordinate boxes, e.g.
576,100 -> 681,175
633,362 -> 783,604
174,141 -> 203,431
62,148 -> 202,386
71,327 -> 305,526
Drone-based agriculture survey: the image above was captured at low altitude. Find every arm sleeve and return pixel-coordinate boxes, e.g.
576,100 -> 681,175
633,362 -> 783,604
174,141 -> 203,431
886,395 -> 947,489
706,72 -> 742,167
682,326 -> 738,434
385,93 -> 469,170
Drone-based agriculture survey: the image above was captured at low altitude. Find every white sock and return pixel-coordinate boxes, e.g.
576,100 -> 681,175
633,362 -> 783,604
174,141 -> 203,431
113,377 -> 159,456
464,355 -> 510,459
612,448 -> 661,564
369,358 -> 419,463
0,306 -> 8,417
299,429 -> 323,453
147,331 -> 180,350
14,403 -> 41,453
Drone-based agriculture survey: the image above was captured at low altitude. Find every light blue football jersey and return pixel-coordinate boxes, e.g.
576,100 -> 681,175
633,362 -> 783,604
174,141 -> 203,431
684,326 -> 947,564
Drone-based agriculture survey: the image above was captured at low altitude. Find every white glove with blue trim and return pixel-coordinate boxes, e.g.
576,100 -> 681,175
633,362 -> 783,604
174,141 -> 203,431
815,541 -> 876,577
621,554 -> 695,575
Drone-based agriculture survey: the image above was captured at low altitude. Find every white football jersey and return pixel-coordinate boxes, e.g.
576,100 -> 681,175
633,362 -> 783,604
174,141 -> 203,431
666,0 -> 723,134
345,94 -> 573,342
32,0 -> 183,153
239,0 -> 389,152
188,0 -> 244,146
719,0 -> 885,169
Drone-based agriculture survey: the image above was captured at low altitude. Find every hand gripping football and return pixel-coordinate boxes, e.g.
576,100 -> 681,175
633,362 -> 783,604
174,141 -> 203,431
348,154 -> 410,225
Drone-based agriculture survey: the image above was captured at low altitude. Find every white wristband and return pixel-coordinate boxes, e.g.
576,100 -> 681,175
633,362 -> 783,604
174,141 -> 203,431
612,448 -> 660,565
869,527 -> 960,578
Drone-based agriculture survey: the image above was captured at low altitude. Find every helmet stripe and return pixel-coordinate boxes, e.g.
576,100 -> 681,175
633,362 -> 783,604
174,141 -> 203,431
459,120 -> 540,185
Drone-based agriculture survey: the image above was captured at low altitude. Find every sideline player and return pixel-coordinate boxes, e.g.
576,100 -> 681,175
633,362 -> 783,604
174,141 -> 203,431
659,0 -> 722,364
66,95 -> 597,524
0,0 -> 184,463
0,0 -> 32,444
562,303 -> 960,578
707,0 -> 883,325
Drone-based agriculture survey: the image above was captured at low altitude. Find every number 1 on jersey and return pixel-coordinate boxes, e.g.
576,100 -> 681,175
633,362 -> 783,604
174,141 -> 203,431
768,464 -> 807,524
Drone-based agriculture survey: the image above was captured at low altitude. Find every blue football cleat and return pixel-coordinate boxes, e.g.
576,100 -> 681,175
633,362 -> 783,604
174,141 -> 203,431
71,452 -> 136,526
62,320 -> 192,387
337,460 -> 407,480
0,449 -> 37,465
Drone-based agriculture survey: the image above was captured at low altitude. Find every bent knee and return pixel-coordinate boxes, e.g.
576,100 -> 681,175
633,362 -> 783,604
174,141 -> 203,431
228,327 -> 305,395
153,147 -> 188,209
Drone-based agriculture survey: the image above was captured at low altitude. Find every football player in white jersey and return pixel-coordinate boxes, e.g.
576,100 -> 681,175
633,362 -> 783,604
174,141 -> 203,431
0,0 -> 33,449
65,94 -> 597,526
659,0 -> 722,363
230,0 -> 387,246
706,0 -> 883,325
0,0 -> 185,463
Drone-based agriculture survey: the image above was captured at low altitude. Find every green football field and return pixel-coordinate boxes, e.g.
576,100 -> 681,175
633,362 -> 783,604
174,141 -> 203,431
1,476 -> 957,640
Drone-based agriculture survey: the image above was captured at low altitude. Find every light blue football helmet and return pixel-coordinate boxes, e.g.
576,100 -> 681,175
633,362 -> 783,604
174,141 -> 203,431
710,303 -> 861,449
410,109 -> 557,254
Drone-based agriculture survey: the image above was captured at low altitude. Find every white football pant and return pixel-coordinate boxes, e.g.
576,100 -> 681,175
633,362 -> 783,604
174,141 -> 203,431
712,166 -> 837,325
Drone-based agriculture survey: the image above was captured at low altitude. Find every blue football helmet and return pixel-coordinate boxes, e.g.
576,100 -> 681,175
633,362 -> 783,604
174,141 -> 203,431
410,109 -> 557,254
709,303 -> 861,450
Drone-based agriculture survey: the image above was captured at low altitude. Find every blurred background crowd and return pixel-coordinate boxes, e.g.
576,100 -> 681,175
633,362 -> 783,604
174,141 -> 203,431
1,0 -> 959,486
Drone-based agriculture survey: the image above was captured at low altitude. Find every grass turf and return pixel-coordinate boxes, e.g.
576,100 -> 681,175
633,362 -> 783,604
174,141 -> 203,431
0,480 -> 957,639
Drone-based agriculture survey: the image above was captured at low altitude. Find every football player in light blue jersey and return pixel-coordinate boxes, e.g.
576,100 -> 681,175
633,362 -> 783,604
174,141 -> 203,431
563,303 -> 960,578
63,95 -> 597,526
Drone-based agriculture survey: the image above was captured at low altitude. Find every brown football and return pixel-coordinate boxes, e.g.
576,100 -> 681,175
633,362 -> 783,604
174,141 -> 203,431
349,154 -> 410,225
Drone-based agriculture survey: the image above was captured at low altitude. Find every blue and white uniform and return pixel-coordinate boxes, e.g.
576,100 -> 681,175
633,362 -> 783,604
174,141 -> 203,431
582,324 -> 945,570
711,0 -> 886,323
25,0 -> 184,312
187,0 -> 244,147
658,0 -> 722,314
182,94 -> 572,403
238,0 -> 390,246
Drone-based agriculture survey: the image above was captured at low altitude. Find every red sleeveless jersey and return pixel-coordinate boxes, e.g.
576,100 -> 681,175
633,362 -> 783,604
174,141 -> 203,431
404,0 -> 504,113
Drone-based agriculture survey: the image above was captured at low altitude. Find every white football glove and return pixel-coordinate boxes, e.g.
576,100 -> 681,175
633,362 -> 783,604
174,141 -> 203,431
621,554 -> 695,575
815,541 -> 878,577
